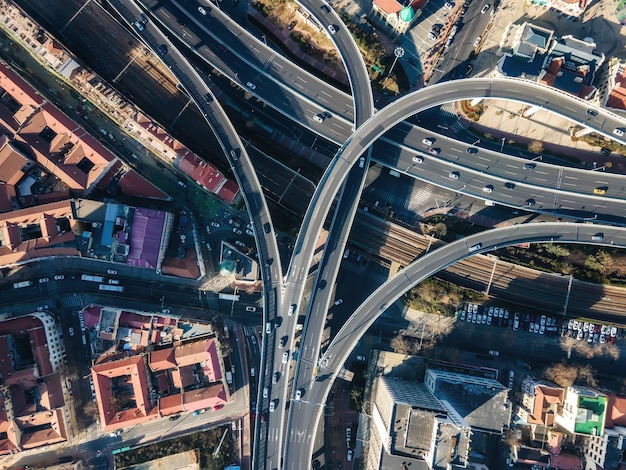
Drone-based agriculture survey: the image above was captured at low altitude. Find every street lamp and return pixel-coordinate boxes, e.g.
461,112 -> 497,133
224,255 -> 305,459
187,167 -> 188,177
500,137 -> 505,152
383,47 -> 404,89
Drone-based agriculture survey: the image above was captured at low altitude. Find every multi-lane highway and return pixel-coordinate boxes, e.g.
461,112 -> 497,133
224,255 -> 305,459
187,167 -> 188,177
287,222 -> 626,466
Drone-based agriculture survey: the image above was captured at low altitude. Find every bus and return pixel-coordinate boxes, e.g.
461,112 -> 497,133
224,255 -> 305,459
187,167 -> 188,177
218,293 -> 240,301
13,280 -> 33,289
81,274 -> 104,283
99,284 -> 124,292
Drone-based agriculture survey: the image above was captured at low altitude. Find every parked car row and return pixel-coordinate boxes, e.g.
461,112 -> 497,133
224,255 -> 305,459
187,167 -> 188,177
461,305 -> 624,343
565,320 -> 618,344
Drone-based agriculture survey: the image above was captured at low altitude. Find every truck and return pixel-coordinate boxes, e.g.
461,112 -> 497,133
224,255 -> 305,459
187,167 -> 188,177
99,284 -> 124,292
81,274 -> 104,283
13,280 -> 33,289
225,371 -> 233,384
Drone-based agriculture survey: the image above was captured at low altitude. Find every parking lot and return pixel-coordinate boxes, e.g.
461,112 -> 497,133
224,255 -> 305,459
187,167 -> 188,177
460,302 -> 622,345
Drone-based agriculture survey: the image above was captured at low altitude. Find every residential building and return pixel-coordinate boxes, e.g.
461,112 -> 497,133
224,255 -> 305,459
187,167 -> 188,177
0,313 -> 69,455
368,376 -> 470,470
585,394 -> 626,469
604,59 -> 626,113
370,0 -> 427,35
516,376 -> 564,427
554,385 -> 607,437
424,368 -> 511,435
526,0 -> 589,18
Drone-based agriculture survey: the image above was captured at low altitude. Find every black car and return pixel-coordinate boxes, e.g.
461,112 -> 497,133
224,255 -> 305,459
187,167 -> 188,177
600,147 -> 611,156
586,109 -> 598,116
321,4 -> 330,13
158,44 -> 168,55
288,21 -> 297,30
466,147 -> 478,154
317,279 -> 327,291
504,182 -> 516,189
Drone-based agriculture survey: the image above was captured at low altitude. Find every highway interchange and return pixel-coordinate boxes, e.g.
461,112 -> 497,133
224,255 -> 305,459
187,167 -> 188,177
18,0 -> 626,468
117,0 -> 626,468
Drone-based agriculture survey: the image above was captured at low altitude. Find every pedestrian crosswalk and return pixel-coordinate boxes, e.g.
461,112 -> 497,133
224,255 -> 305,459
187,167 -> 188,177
60,294 -> 83,309
407,184 -> 435,212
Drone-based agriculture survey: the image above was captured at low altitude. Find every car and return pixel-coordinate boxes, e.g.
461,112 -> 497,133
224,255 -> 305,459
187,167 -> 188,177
498,308 -> 504,318
169,414 -> 181,421
246,229 -> 254,236
413,156 -> 424,164
504,309 -> 510,319
210,221 -> 221,228
214,404 -> 224,411
523,163 -> 536,170
260,412 -> 267,423
586,109 -> 598,116
347,450 -> 353,462
321,4 -> 331,13
282,351 -> 289,364
577,329 -> 584,340
427,31 -> 438,41
540,315 -> 546,326
269,400 -> 276,412
251,335 -> 257,345
233,228 -> 242,235
328,24 -> 337,34
314,113 -> 325,123
158,44 -> 168,55
526,199 -> 535,207
473,36 -> 482,47
466,147 -> 478,154
444,1 -> 455,8
288,21 -> 297,30
482,185 -> 493,193
469,243 -> 482,252
246,82 -> 256,90
265,321 -> 272,334
613,128 -> 624,136
460,311 -> 466,321
359,157 -> 365,168
449,171 -> 460,179
288,304 -> 296,316
539,324 -> 545,335
356,355 -> 366,362
473,304 -> 478,314
245,306 -> 257,312
39,278 -> 49,283
235,240 -> 246,248
133,21 -> 145,31
504,182 -> 516,189
273,372 -> 280,384
279,336 -> 287,349
68,327 -> 75,336
600,334 -> 606,343
427,147 -> 440,155
422,138 -> 434,146
317,279 -> 327,291
107,269 -> 118,275
594,187 -> 607,195
198,6 -> 208,15
600,147 -> 611,156
480,4 -> 490,13
295,389 -> 302,400
54,274 -> 65,280
481,314 -> 487,324
334,299 -> 343,306
263,387 -> 269,398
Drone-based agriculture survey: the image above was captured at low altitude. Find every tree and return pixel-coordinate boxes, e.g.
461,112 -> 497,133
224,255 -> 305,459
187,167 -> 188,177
544,362 -> 578,387
528,140 -> 544,154
390,334 -> 412,354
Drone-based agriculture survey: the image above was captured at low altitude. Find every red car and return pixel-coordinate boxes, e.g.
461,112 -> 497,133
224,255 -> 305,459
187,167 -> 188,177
260,412 -> 267,424
213,404 -> 224,411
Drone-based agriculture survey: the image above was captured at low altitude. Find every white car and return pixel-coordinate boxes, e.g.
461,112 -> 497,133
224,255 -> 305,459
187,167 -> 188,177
288,304 -> 296,316
482,185 -> 493,193
413,156 -> 424,164
488,350 -> 499,356
107,269 -> 117,275
246,82 -> 256,90
473,36 -> 482,47
39,278 -> 49,283
334,299 -> 343,305
347,450 -> 353,461
480,4 -> 490,14
422,138 -> 434,146
263,387 -> 269,398
449,171 -> 460,180
295,389 -> 302,400
233,228 -> 242,235
314,114 -> 325,123
54,274 -> 65,280
444,1 -> 455,8
269,400 -> 276,412
613,128 -> 624,136
68,327 -> 75,336
328,24 -> 337,34
198,6 -> 207,15
282,351 -> 289,364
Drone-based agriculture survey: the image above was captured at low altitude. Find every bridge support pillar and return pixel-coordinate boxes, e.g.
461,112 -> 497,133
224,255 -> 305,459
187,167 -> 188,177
522,105 -> 541,118
470,98 -> 483,107
573,127 -> 594,138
